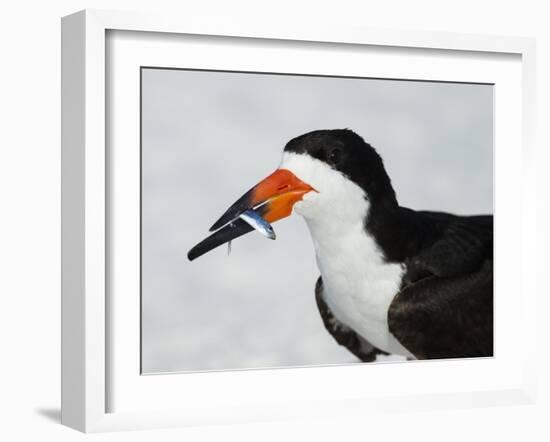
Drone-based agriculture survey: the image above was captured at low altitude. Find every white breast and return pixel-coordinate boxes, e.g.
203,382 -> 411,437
307,218 -> 413,357
280,152 -> 414,358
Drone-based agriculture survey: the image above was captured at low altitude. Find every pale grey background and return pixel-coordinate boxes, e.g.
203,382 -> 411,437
141,68 -> 493,373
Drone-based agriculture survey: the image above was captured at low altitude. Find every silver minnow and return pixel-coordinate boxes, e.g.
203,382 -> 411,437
239,210 -> 276,240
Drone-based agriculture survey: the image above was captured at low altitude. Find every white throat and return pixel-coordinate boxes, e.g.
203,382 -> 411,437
280,152 -> 413,357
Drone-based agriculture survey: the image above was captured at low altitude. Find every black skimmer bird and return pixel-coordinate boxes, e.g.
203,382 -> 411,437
188,129 -> 493,360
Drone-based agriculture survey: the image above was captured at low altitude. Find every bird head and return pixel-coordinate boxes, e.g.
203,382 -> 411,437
188,129 -> 396,260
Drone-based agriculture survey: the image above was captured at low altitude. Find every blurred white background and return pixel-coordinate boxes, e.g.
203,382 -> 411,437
141,69 -> 493,372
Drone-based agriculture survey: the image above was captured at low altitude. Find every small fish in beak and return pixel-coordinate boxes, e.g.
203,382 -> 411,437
226,210 -> 275,256
239,210 -> 276,240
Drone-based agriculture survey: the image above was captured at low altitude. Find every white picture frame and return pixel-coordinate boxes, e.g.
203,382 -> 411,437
61,9 -> 537,433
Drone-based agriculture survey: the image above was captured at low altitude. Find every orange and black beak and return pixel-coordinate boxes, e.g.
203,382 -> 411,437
187,169 -> 314,261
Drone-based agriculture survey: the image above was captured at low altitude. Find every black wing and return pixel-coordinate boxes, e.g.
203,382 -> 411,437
315,277 -> 387,362
388,215 -> 493,359
401,215 -> 493,285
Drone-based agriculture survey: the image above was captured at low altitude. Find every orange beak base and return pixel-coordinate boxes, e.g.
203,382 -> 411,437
209,169 -> 314,231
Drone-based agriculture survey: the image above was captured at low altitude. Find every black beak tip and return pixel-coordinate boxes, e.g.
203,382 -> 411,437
209,208 -> 240,232
208,222 -> 220,233
187,218 -> 254,261
187,249 -> 198,261
209,189 -> 255,232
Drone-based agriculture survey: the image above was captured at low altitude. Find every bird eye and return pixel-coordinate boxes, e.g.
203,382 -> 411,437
328,148 -> 341,165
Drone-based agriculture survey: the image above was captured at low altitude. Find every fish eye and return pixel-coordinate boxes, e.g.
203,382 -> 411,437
328,148 -> 341,165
